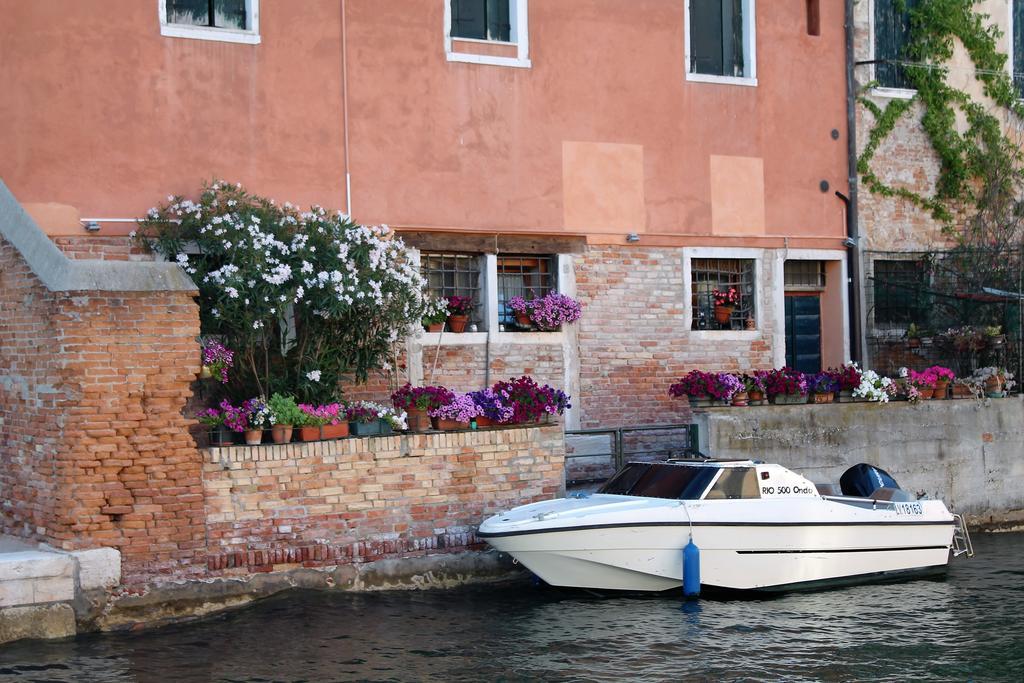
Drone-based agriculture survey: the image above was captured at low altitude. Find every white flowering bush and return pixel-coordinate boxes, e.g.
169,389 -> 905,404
852,369 -> 895,403
135,181 -> 430,403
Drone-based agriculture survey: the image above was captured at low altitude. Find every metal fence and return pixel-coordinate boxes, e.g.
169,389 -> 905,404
864,249 -> 1023,384
564,423 -> 700,488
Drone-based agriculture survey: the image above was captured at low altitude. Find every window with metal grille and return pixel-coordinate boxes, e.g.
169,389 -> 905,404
450,0 -> 511,42
874,0 -> 919,90
498,255 -> 557,329
784,260 -> 826,289
1014,1 -> 1024,97
688,0 -> 750,78
872,259 -> 928,325
421,253 -> 485,328
691,258 -> 756,330
166,0 -> 248,30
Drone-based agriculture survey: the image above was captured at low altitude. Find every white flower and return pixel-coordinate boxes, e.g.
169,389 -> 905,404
128,230 -> 137,238
306,370 -> 322,382
225,286 -> 239,299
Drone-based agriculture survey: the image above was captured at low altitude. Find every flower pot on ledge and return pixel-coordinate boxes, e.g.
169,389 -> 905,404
514,311 -> 533,328
474,416 -> 494,428
271,424 -> 293,444
731,391 -> 748,407
321,423 -> 350,439
448,315 -> 469,333
425,322 -> 444,333
244,429 -> 263,445
811,392 -> 834,404
713,305 -> 734,325
434,418 -> 469,430
772,393 -> 807,405
297,426 -> 322,442
407,407 -> 430,432
349,420 -> 382,437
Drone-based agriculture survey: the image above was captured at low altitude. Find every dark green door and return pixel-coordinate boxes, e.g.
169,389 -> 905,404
785,295 -> 822,373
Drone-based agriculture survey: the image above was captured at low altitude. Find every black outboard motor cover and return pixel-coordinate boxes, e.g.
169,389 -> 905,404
839,463 -> 901,498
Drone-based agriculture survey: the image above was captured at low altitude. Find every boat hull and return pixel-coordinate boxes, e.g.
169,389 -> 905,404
482,522 -> 954,592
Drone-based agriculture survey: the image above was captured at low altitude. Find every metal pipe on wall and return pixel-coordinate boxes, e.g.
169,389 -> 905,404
843,0 -> 864,364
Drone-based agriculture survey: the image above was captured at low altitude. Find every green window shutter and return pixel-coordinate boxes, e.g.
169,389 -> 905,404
451,0 -> 487,40
486,0 -> 511,41
874,0 -> 917,89
690,0 -> 724,75
690,1 -> 745,77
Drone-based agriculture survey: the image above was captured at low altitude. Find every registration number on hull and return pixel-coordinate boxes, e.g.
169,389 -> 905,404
894,502 -> 924,515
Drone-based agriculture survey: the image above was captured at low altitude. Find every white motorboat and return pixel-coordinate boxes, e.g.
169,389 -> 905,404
478,460 -> 973,592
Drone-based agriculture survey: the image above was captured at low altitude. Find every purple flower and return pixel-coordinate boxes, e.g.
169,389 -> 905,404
470,389 -> 515,422
201,340 -> 234,384
510,293 -> 582,330
429,392 -> 482,422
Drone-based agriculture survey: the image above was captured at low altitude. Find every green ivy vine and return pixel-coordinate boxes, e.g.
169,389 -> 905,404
857,0 -> 1024,226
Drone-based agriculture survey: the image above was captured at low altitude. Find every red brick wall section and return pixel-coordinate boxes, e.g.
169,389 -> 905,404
202,425 -> 565,574
0,235 -> 207,583
51,236 -> 153,261
574,247 -> 774,428
421,342 -> 565,392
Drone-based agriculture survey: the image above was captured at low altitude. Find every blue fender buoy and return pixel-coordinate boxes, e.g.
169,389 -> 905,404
683,538 -> 701,598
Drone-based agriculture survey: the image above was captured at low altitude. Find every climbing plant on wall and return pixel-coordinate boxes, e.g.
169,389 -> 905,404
858,0 -> 1024,226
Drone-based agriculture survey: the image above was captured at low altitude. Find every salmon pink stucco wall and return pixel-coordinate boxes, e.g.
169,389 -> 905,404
1,0 -> 848,245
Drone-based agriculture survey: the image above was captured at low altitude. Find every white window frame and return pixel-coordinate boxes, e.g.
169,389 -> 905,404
868,0 -> 916,99
158,0 -> 261,45
684,0 -> 757,87
444,0 -> 531,69
683,247 -> 765,340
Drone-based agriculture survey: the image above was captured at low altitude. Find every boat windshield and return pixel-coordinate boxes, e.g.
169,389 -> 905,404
598,463 -> 719,500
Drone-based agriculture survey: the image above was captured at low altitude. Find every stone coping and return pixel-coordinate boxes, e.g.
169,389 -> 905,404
204,423 -> 561,465
0,179 -> 196,293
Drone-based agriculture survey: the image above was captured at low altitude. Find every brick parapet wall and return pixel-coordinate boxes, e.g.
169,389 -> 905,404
51,236 -> 152,261
0,234 -> 207,583
201,425 -> 565,575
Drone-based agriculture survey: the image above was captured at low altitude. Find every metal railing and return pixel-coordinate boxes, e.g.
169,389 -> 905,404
564,423 -> 700,487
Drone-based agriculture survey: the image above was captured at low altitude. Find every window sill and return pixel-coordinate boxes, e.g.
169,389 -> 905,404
869,87 -> 916,100
446,52 -> 531,69
686,73 -> 757,88
160,24 -> 261,45
418,331 -> 563,345
689,330 -> 761,341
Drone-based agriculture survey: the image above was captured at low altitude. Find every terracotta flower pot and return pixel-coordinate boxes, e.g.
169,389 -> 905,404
514,311 -> 533,328
297,426 -> 322,441
811,392 -> 834,404
435,418 -> 470,430
426,322 -> 444,333
244,429 -> 263,446
407,407 -> 431,432
448,315 -> 469,333
747,389 -> 765,404
475,416 -> 494,427
951,385 -> 974,399
933,380 -> 950,399
321,422 -> 350,439
713,305 -> 734,325
271,424 -> 293,444
731,391 -> 748,407
917,387 -> 934,400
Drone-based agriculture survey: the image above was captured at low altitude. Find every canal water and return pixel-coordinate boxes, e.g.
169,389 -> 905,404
1,532 -> 1021,682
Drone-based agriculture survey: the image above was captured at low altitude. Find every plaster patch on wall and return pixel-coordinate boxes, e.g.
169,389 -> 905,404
562,141 -> 645,234
710,155 -> 765,236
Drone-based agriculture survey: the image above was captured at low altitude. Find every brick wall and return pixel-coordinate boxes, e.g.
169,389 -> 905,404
202,425 -> 564,574
574,247 -> 775,428
51,236 -> 152,261
420,342 -> 565,392
0,235 -> 207,583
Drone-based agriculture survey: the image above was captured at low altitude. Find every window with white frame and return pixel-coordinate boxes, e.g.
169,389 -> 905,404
421,252 -> 486,328
873,0 -> 918,90
160,0 -> 260,44
686,0 -> 756,82
691,258 -> 756,330
446,0 -> 530,68
497,254 -> 557,329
